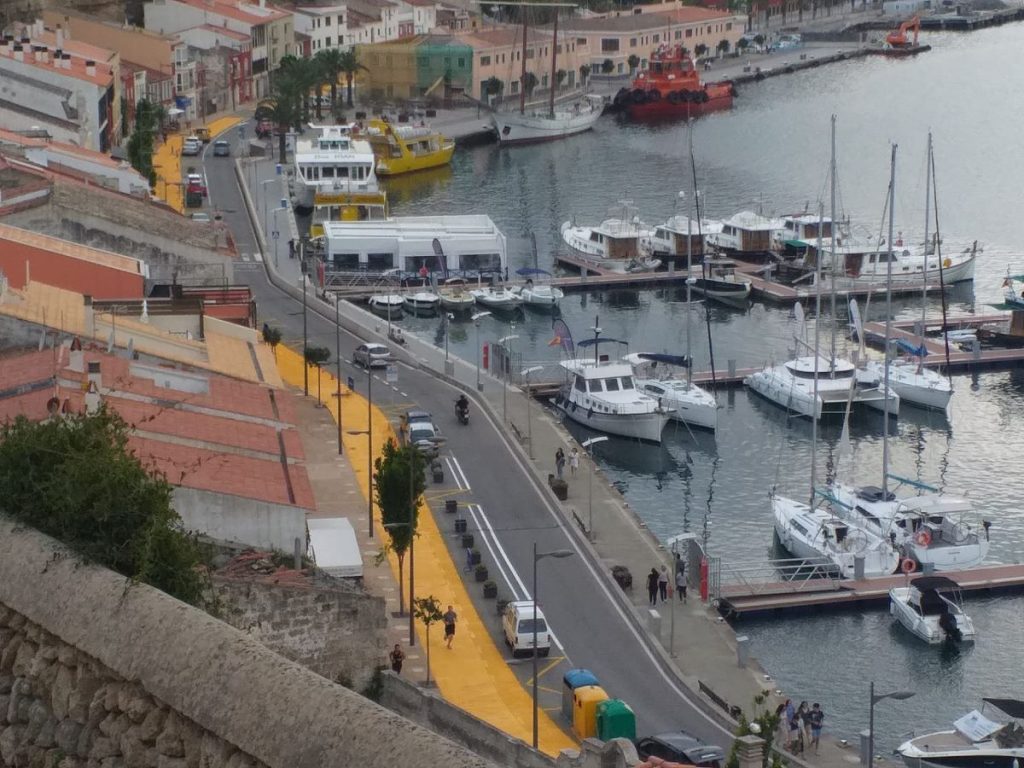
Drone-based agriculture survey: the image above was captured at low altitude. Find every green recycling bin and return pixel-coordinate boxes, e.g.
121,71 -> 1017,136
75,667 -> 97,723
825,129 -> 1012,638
596,698 -> 636,742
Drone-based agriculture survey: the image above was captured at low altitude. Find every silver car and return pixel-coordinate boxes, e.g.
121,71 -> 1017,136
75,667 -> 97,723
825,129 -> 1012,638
352,343 -> 391,368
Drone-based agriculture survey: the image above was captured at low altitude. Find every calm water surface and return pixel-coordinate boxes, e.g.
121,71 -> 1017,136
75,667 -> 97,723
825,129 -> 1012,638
382,24 -> 1024,751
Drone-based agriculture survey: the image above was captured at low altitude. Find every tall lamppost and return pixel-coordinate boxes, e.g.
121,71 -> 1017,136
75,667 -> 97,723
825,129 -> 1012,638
582,436 -> 608,538
865,682 -> 915,766
472,311 -> 491,391
300,236 -> 309,396
532,544 -> 574,750
521,366 -> 543,460
498,332 -> 518,422
259,178 -> 276,230
335,294 -> 343,454
347,362 -> 374,539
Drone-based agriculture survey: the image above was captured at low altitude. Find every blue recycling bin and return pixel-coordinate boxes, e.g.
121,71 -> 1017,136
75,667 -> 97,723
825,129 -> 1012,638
561,668 -> 600,720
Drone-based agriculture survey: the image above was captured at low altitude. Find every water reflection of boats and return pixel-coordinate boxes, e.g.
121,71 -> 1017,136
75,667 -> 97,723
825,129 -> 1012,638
379,164 -> 453,206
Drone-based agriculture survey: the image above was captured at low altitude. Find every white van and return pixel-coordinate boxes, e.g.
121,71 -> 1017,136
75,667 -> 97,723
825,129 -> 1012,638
502,601 -> 550,658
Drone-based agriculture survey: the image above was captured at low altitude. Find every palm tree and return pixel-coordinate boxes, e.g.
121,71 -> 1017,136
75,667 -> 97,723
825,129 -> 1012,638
339,49 -> 364,108
695,43 -> 709,60
265,76 -> 301,164
600,58 -> 614,74
315,48 -> 346,116
483,76 -> 504,102
521,71 -> 538,98
285,56 -> 320,123
717,39 -> 731,56
579,64 -> 591,87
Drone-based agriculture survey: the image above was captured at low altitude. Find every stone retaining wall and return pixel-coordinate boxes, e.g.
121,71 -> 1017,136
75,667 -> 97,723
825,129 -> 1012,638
0,517 -> 496,768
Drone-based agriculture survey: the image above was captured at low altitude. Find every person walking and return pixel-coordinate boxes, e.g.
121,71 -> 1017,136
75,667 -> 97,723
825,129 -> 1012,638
675,555 -> 687,603
646,567 -> 659,606
775,701 -> 790,748
783,699 -> 797,751
658,565 -> 669,602
555,447 -> 566,479
808,703 -> 824,753
443,605 -> 457,649
569,447 -> 579,476
389,643 -> 405,674
790,702 -> 805,754
799,701 -> 812,754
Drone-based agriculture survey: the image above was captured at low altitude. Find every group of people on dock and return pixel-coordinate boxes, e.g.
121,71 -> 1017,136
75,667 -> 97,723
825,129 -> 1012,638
777,699 -> 824,754
646,555 -> 688,606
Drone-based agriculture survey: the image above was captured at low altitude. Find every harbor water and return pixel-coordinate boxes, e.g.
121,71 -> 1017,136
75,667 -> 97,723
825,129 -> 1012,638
382,25 -> 1024,753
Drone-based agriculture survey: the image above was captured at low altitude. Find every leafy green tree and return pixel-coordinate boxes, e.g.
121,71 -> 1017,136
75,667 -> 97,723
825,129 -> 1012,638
339,49 -> 365,108
264,74 -> 301,164
627,54 -> 640,73
737,37 -> 750,52
315,48 -> 346,114
695,43 -> 709,59
521,71 -> 538,97
724,691 -> 787,768
127,98 -> 164,185
304,345 -> 331,404
0,408 -> 206,605
412,595 -> 444,686
556,68 -> 567,86
717,38 -> 731,55
261,324 -> 282,351
579,64 -> 591,85
374,439 -> 425,614
483,76 -> 504,100
600,58 -> 614,74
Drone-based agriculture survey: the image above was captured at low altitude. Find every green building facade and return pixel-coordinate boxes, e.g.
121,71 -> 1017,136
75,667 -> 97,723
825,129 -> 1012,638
358,35 -> 473,100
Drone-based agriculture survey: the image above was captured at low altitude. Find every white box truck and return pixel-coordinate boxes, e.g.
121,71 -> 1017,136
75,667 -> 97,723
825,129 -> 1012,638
306,517 -> 363,579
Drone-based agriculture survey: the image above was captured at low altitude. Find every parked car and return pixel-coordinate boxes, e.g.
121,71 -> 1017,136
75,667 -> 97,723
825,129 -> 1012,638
502,601 -> 550,658
190,212 -> 211,223
212,140 -> 230,157
635,733 -> 725,768
352,343 -> 391,368
186,174 -> 207,197
402,409 -> 433,427
406,419 -> 442,458
182,137 -> 201,156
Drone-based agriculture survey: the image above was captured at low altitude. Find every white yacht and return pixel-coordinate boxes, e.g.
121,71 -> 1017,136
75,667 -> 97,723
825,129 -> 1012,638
438,277 -> 476,311
773,212 -> 834,258
687,259 -> 752,305
292,125 -> 379,212
772,494 -> 901,578
493,97 -> 603,145
898,699 -> 1024,768
745,354 -> 899,419
623,352 -> 717,431
705,210 -> 785,259
561,201 -> 659,273
470,283 -> 522,311
865,357 -> 952,411
799,233 -> 976,286
513,268 -> 564,307
889,576 -> 976,645
367,293 -> 404,319
557,341 -> 670,443
829,484 -> 990,571
650,214 -> 722,261
402,281 -> 440,313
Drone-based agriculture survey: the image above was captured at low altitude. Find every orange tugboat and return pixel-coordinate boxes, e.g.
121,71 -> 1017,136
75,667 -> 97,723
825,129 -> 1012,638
613,44 -> 735,120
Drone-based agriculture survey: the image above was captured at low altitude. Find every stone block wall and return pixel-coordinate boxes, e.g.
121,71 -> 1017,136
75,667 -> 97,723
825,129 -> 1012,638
0,517 -> 497,768
212,577 -> 387,692
0,610 -> 268,768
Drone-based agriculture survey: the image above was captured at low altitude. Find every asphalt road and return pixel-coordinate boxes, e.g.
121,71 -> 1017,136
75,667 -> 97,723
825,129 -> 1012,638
200,120 -> 736,749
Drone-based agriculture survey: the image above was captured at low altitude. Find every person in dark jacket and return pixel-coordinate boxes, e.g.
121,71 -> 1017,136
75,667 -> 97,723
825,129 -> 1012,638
646,568 -> 660,606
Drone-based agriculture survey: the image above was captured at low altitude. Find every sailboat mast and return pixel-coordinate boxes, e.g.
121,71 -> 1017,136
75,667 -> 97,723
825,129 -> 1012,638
922,131 -> 932,339
882,143 -> 897,498
519,10 -> 528,115
686,121 -> 694,386
548,10 -> 559,119
829,114 -> 837,371
930,146 -> 955,388
810,202 -> 824,505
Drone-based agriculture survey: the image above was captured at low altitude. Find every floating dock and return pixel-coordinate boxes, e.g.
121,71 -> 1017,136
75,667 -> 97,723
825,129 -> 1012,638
718,562 -> 1024,619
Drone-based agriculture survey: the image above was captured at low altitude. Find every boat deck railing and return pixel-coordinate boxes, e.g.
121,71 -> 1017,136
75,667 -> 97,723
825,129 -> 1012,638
711,556 -> 843,602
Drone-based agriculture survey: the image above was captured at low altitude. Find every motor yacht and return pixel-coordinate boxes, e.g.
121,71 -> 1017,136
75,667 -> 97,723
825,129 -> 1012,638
367,293 -> 404,319
889,576 -> 976,644
561,201 -> 659,274
470,283 -> 523,311
438,278 -> 476,311
623,352 -> 717,431
898,699 -> 1024,768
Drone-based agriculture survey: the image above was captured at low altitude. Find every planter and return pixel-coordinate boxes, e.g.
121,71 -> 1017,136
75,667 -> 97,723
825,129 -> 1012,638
461,532 -> 474,549
432,467 -> 444,484
611,565 -> 633,591
469,549 -> 481,566
445,499 -> 458,515
483,581 -> 498,599
548,474 -> 569,501
474,565 -> 489,582
454,518 -> 467,534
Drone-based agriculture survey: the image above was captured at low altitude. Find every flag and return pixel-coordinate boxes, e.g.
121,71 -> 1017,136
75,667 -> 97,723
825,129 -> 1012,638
551,319 -> 574,355
548,335 -> 562,347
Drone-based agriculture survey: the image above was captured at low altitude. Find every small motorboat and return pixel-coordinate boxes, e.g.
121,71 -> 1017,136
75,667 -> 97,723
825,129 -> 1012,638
687,259 -> 752,304
437,278 -> 476,311
368,293 -> 404,319
897,699 -> 1024,768
403,280 -> 440,314
513,268 -> 564,307
470,283 -> 523,311
889,575 -> 976,644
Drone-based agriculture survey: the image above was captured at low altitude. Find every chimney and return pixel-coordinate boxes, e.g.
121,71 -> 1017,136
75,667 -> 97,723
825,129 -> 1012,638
56,26 -> 64,49
0,38 -> 8,55
86,59 -> 96,76
13,44 -> 23,62
62,53 -> 71,69
39,45 -> 48,64
84,361 -> 102,414
54,48 -> 62,66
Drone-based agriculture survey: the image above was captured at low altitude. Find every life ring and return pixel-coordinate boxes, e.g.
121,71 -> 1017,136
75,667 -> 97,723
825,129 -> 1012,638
900,557 -> 917,574
646,89 -> 662,102
915,529 -> 932,547
667,91 -> 682,104
631,89 -> 648,104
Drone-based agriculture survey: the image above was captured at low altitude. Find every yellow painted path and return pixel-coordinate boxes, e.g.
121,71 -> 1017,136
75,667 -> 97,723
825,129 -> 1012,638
205,116 -> 243,138
275,346 -> 576,756
152,134 -> 183,213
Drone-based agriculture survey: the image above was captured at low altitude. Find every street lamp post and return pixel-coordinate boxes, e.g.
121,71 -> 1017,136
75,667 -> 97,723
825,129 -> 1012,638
582,436 -> 608,539
259,178 -> 276,231
367,357 -> 373,538
301,237 -> 309,396
532,543 -> 574,750
498,332 -> 518,423
335,294 -> 343,455
866,682 -> 915,766
472,311 -> 491,391
348,427 -> 374,540
272,206 -> 288,268
521,366 -> 543,460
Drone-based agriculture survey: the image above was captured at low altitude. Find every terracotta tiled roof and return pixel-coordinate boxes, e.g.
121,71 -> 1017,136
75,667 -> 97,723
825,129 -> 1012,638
172,0 -> 291,24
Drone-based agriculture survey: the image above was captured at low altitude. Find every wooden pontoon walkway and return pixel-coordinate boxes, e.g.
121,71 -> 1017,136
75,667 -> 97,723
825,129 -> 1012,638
718,562 -> 1024,619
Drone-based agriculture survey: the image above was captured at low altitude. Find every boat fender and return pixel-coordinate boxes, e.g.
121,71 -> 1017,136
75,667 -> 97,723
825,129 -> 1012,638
914,529 -> 932,547
631,89 -> 648,104
646,89 -> 662,102
667,91 -> 682,105
587,407 -> 594,419
900,557 -> 917,574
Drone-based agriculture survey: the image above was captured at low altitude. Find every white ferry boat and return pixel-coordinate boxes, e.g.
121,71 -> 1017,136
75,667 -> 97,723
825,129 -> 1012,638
291,125 -> 378,212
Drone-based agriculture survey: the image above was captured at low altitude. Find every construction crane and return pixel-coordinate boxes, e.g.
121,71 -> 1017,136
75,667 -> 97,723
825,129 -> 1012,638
886,15 -> 921,48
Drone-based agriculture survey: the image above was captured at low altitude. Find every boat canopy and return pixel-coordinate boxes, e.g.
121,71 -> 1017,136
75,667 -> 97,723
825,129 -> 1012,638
985,698 -> 1024,719
623,352 -> 691,368
910,576 -> 962,592
516,268 -> 552,277
578,338 -> 628,348
896,339 -> 928,357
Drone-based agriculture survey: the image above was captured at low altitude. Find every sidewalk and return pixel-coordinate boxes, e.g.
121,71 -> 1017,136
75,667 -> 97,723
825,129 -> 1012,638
274,345 -> 576,757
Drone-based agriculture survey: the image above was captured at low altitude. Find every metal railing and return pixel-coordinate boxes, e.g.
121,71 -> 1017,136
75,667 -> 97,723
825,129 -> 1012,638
710,555 -> 842,601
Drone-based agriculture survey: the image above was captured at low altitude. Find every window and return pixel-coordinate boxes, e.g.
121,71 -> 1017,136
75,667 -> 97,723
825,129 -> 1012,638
326,15 -> 332,25
333,252 -> 359,269
675,30 -> 682,40
621,376 -> 633,389
653,33 -> 659,43
325,36 -> 332,46
518,618 -> 547,633
575,376 -> 586,392
604,378 -> 620,391
577,37 -> 587,45
588,380 -> 604,393
726,22 -> 732,30
685,28 -> 692,37
601,38 -> 619,52
367,252 -> 393,270
525,47 -> 534,59
480,55 -> 491,65
511,81 -> 519,94
457,57 -> 465,67
629,37 -> 637,47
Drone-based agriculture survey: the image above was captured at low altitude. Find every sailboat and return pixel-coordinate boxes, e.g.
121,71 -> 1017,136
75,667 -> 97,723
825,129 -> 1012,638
828,144 -> 990,573
491,2 -> 603,145
857,134 -> 953,412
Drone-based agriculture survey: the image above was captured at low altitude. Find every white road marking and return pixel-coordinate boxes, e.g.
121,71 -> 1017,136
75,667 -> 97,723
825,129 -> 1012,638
448,455 -> 472,490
